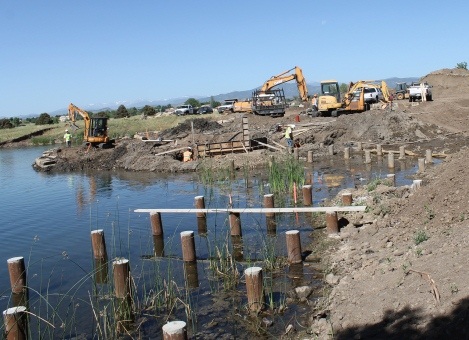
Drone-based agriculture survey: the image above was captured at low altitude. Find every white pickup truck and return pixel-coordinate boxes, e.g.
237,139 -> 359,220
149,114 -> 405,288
175,105 -> 197,116
408,82 -> 433,102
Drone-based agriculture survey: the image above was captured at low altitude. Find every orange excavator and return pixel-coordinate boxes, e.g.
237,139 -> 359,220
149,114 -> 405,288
233,66 -> 309,115
68,103 -> 113,148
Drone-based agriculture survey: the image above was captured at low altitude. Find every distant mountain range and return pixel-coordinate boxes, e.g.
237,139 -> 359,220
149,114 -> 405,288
47,77 -> 418,116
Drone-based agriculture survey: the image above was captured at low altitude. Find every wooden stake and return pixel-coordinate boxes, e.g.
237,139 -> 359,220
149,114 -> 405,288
364,150 -> 371,164
426,149 -> 433,164
7,257 -> 26,294
286,230 -> 302,264
245,267 -> 264,313
326,211 -> 339,234
162,320 -> 187,340
307,150 -> 313,163
344,147 -> 350,160
263,194 -> 275,217
302,185 -> 312,206
388,152 -> 395,169
342,192 -> 352,206
3,306 -> 27,340
91,230 -> 107,259
377,144 -> 383,156
180,231 -> 196,262
194,196 -> 205,218
418,158 -> 425,172
399,146 -> 406,159
229,212 -> 242,236
183,262 -> 199,289
150,212 -> 163,236
113,259 -> 131,299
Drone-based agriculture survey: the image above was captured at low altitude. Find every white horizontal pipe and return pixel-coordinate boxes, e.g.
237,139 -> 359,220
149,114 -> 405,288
134,206 -> 366,214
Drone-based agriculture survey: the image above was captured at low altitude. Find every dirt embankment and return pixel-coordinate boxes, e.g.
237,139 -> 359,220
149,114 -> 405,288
29,68 -> 469,338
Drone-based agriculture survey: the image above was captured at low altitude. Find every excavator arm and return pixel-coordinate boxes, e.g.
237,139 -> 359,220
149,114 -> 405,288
68,103 -> 91,134
260,66 -> 309,101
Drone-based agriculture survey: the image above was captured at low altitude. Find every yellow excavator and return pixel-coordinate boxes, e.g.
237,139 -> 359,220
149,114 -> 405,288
68,103 -> 113,148
316,80 -> 390,117
233,66 -> 309,115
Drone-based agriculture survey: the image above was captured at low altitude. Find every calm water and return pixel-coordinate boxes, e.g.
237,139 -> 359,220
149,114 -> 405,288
0,146 -> 422,338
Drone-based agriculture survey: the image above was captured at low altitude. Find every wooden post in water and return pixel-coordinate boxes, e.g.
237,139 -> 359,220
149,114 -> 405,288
183,262 -> 199,289
426,149 -> 433,164
328,144 -> 334,156
150,212 -> 163,236
113,259 -> 131,299
388,152 -> 395,169
263,194 -> 275,217
344,147 -> 350,160
399,146 -> 406,159
162,320 -> 187,340
293,147 -> 299,160
342,192 -> 352,206
356,142 -> 362,151
7,257 -> 26,295
245,267 -> 264,313
377,144 -> 383,156
194,196 -> 205,218
387,174 -> 396,187
180,231 -> 196,262
418,158 -> 425,172
326,211 -> 339,234
153,235 -> 165,257
286,230 -> 302,264
229,212 -> 242,236
364,150 -> 371,164
91,230 -> 107,259
307,150 -> 313,163
302,185 -> 312,206
3,306 -> 27,340
197,217 -> 207,236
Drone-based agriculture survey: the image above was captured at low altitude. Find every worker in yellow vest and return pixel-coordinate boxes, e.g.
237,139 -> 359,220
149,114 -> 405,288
63,129 -> 72,147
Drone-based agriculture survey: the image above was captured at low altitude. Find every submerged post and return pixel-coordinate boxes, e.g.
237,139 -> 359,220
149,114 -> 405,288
180,231 -> 196,262
194,196 -> 205,218
302,185 -> 312,206
229,212 -> 242,236
162,320 -> 187,340
150,212 -> 163,236
7,257 -> 26,295
263,194 -> 275,218
3,306 -> 28,340
245,267 -> 264,313
286,230 -> 302,264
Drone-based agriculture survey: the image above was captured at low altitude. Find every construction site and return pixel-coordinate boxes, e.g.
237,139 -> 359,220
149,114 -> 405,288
22,67 -> 469,338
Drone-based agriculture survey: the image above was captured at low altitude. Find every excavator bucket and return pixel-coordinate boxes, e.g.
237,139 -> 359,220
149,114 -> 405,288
69,122 -> 80,131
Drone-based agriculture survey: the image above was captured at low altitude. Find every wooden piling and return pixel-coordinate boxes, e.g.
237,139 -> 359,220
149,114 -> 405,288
399,146 -> 406,159
91,230 -> 107,259
307,150 -> 313,163
364,150 -> 371,164
302,185 -> 312,206
197,217 -> 207,236
263,194 -> 275,217
387,174 -> 396,187
286,230 -> 302,264
7,257 -> 26,295
293,147 -> 299,160
418,158 -> 425,172
344,147 -> 350,159
342,192 -> 352,206
150,212 -> 163,236
162,320 -> 187,340
387,152 -> 395,169
153,235 -> 165,257
426,149 -> 433,164
231,235 -> 244,261
328,144 -> 334,156
180,231 -> 196,262
183,262 -> 199,289
356,142 -> 362,151
326,211 -> 339,234
245,267 -> 264,313
229,212 -> 242,236
113,259 -> 131,299
305,172 -> 312,185
377,144 -> 383,156
194,196 -> 205,218
3,306 -> 27,340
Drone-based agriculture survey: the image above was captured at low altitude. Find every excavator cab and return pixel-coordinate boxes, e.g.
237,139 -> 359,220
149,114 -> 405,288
89,117 -> 108,138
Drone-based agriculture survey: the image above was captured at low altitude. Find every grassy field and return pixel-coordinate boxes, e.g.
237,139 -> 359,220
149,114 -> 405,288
0,113 -> 220,145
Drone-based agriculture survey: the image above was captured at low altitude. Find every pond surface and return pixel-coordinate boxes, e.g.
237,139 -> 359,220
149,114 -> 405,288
0,146 -> 427,338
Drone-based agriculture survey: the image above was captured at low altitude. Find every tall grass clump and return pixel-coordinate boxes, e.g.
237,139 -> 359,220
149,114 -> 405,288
268,156 -> 305,194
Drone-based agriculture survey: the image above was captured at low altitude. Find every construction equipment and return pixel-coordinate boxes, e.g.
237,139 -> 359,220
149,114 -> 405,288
394,82 -> 409,100
233,66 -> 309,116
317,80 -> 390,117
68,103 -> 113,148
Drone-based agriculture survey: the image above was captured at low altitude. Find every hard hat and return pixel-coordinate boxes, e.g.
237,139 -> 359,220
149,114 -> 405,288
65,129 -> 68,132
290,124 -> 296,129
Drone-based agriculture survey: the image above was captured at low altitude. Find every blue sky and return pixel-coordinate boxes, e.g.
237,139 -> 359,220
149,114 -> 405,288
0,1 -> 467,118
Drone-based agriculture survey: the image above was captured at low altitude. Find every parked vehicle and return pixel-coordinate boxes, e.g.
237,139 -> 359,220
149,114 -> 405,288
175,105 -> 197,115
408,82 -> 433,102
394,82 -> 409,100
197,106 -> 213,114
217,99 -> 237,113
363,87 -> 383,103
